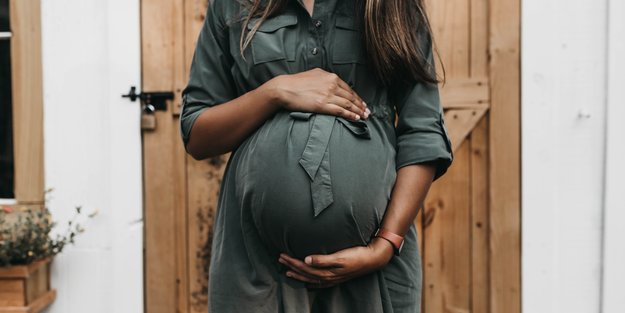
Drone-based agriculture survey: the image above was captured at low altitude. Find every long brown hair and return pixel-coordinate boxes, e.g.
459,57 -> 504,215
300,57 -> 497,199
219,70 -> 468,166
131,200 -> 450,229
236,0 -> 443,87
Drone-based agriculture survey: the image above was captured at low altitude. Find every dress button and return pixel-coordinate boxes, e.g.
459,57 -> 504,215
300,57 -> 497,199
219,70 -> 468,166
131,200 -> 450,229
311,47 -> 318,55
314,20 -> 322,27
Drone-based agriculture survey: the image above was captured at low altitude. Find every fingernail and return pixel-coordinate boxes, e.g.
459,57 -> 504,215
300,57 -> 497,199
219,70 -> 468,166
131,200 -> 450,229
365,108 -> 371,115
362,101 -> 367,107
278,258 -> 285,264
354,115 -> 360,120
305,256 -> 312,265
286,271 -> 292,277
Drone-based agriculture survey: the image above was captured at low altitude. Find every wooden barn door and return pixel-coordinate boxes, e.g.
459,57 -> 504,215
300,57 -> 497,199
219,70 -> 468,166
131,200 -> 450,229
139,0 -> 520,312
418,0 -> 521,312
141,0 -> 220,312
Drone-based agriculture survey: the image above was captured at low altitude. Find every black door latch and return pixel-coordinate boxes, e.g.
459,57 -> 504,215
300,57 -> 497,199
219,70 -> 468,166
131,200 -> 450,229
122,86 -> 174,113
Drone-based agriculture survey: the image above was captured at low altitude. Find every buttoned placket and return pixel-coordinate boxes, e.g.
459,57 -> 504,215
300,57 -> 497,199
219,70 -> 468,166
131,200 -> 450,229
294,0 -> 329,71
293,0 -> 359,217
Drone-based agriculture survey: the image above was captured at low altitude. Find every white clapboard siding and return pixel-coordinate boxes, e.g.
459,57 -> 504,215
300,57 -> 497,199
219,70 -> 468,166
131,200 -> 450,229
522,0 -> 610,312
602,0 -> 625,312
40,0 -> 143,312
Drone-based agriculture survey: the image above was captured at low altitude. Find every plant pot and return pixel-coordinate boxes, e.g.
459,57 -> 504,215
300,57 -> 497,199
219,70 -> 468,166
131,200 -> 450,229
0,258 -> 56,313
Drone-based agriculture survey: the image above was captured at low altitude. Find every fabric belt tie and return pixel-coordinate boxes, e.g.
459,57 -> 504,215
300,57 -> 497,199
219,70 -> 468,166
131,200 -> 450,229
289,112 -> 371,217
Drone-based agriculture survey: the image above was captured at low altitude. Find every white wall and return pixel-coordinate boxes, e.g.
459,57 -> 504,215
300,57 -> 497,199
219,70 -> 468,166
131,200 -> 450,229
601,0 -> 625,311
40,1 -> 143,312
522,0 -> 625,312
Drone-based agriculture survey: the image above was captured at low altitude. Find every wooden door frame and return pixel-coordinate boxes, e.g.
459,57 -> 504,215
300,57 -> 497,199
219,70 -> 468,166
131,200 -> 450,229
7,0 -> 45,205
488,0 -> 521,311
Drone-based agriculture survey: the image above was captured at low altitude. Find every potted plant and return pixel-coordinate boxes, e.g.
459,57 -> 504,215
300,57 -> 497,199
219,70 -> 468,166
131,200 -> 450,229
0,188 -> 97,313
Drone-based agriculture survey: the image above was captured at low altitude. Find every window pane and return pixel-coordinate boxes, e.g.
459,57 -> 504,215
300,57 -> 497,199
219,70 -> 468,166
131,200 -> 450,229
0,40 -> 14,198
0,0 -> 8,32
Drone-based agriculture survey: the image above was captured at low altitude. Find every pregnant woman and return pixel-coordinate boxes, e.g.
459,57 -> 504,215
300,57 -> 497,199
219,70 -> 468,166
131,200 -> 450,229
180,0 -> 453,312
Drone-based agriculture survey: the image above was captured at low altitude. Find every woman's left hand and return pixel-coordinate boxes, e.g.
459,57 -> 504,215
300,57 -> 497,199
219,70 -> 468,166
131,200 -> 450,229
278,237 -> 395,288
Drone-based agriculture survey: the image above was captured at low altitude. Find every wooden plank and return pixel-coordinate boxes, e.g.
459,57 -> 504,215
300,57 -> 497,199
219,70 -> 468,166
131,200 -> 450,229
488,0 -> 521,311
171,0 -> 186,118
444,108 -> 488,152
440,77 -> 490,107
0,259 -> 49,279
186,154 -> 228,313
442,102 -> 490,110
23,290 -> 55,313
9,0 -> 44,203
0,280 -> 25,307
470,0 -> 490,78
174,111 -> 189,313
425,0 -> 471,78
142,0 -> 182,311
24,264 -> 46,304
423,141 -> 471,313
171,0 -> 189,312
0,290 -> 56,313
0,267 -> 29,279
470,115 -> 490,313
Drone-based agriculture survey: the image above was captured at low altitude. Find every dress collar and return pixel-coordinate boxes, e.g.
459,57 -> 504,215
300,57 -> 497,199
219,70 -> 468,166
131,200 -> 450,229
294,0 -> 340,19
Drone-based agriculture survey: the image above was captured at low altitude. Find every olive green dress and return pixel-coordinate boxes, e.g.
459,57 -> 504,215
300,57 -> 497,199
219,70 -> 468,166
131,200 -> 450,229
179,0 -> 454,312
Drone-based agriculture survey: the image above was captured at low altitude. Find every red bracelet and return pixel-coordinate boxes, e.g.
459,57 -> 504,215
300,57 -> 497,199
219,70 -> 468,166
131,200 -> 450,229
374,228 -> 405,256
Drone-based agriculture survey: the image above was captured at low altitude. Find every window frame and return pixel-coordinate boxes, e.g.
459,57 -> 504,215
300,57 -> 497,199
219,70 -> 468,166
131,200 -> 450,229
1,0 -> 44,206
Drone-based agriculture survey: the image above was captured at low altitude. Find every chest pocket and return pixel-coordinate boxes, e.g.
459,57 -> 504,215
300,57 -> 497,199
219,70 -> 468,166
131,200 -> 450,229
247,14 -> 298,64
332,16 -> 366,65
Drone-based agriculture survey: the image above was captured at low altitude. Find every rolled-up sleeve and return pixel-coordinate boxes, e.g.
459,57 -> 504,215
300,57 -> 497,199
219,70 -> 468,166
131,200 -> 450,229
180,0 -> 237,150
392,36 -> 454,182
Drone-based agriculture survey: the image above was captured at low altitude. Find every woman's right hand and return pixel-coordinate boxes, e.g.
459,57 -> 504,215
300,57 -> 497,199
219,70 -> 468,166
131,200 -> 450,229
266,68 -> 370,121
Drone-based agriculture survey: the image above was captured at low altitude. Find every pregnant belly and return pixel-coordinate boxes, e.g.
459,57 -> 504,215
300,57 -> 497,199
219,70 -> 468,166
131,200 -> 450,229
233,109 -> 397,259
